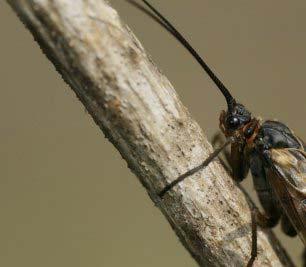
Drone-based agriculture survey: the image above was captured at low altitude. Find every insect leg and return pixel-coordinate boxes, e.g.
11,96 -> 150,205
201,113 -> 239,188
247,207 -> 258,267
250,153 -> 282,227
281,213 -> 297,237
246,205 -> 284,267
230,142 -> 250,182
212,132 -> 250,182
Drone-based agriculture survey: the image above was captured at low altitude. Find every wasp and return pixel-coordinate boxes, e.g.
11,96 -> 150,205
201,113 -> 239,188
128,0 -> 306,265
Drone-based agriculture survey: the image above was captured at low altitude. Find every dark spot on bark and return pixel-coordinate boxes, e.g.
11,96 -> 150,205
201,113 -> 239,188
128,46 -> 139,65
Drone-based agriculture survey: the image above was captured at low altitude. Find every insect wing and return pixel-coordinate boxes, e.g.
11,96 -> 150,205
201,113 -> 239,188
267,148 -> 306,245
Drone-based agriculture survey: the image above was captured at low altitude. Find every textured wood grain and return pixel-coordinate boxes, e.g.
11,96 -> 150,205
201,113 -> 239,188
7,0 -> 294,266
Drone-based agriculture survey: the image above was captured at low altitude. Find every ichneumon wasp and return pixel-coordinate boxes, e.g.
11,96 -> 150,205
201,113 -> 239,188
127,0 -> 306,266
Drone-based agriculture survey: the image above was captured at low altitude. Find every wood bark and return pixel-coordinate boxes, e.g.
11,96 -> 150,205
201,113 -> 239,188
7,0 -> 295,266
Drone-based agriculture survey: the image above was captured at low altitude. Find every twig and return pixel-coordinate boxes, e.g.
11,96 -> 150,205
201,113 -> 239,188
7,0 -> 294,266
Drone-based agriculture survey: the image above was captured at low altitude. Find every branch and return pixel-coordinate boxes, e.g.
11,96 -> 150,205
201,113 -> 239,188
7,0 -> 294,266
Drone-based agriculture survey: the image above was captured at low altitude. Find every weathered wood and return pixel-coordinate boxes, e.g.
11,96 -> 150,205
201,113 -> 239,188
7,0 -> 294,266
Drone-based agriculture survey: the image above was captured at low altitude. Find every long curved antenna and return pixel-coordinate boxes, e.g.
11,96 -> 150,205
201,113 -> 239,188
127,0 -> 236,110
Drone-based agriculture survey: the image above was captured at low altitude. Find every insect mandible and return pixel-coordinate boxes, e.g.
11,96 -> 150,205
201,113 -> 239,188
128,0 -> 306,266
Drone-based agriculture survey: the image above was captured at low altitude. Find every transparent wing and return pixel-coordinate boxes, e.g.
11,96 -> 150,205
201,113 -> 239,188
267,148 -> 306,245
268,148 -> 306,244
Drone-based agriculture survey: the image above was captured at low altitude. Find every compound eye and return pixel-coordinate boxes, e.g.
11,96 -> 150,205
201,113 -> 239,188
227,116 -> 240,129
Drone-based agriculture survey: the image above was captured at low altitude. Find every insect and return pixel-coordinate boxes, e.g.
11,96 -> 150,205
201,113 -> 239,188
128,0 -> 306,265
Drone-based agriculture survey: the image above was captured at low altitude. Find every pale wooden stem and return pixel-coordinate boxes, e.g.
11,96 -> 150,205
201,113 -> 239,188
7,0 -> 294,266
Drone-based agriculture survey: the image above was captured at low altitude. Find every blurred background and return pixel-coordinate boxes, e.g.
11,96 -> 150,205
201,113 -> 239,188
1,0 -> 305,266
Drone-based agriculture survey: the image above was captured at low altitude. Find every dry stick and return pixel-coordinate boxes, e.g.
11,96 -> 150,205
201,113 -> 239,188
7,1 -> 294,266
158,138 -> 233,198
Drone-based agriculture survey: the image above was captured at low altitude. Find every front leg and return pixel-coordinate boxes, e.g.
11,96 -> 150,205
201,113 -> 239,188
230,142 -> 250,182
212,132 -> 250,182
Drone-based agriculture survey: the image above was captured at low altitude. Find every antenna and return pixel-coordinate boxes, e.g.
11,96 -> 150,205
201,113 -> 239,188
127,0 -> 236,110
158,138 -> 233,197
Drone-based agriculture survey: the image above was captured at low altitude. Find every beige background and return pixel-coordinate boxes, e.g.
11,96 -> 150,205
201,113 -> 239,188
1,0 -> 305,266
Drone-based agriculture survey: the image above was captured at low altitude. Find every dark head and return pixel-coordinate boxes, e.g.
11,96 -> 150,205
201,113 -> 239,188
220,101 -> 252,136
219,100 -> 261,147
